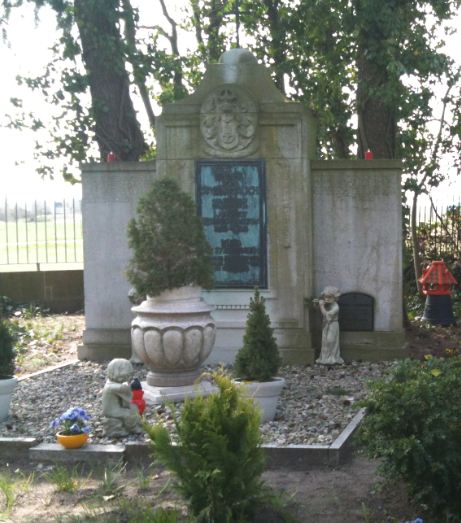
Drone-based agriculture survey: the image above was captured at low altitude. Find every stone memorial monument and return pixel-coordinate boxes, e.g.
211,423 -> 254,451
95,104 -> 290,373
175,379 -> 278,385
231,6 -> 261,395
79,48 -> 406,365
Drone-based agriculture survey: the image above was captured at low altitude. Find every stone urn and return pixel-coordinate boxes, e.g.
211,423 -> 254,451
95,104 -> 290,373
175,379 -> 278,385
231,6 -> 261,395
131,286 -> 216,387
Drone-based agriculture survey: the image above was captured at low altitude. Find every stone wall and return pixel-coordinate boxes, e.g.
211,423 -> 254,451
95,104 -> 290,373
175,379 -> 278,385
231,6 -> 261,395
311,160 -> 405,360
79,162 -> 157,360
0,269 -> 83,312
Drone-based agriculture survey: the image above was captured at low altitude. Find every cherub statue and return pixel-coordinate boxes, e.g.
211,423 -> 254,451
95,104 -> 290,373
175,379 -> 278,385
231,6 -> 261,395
102,358 -> 143,437
314,286 -> 344,365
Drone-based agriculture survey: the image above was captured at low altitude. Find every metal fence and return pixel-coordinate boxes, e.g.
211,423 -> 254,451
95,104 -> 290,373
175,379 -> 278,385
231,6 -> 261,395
407,200 -> 461,260
0,196 -> 459,269
0,198 -> 83,266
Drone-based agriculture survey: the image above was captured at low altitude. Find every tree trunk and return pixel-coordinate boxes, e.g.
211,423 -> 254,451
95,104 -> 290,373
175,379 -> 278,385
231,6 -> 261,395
74,0 -> 147,161
122,0 -> 156,132
356,49 -> 396,159
411,192 -> 423,295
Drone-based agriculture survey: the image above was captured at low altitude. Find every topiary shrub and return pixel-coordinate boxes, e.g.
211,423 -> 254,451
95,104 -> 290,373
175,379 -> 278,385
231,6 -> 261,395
126,177 -> 214,297
234,288 -> 281,381
0,319 -> 15,378
145,372 -> 266,522
359,356 -> 461,522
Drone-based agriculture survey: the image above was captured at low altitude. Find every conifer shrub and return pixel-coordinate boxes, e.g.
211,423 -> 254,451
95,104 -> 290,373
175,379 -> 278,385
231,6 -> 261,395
234,288 -> 281,381
359,356 -> 461,522
0,319 -> 15,378
127,177 -> 214,297
145,372 -> 266,522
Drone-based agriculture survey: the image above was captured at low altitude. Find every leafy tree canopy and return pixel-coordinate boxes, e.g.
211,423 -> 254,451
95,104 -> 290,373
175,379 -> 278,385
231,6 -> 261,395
0,0 -> 460,198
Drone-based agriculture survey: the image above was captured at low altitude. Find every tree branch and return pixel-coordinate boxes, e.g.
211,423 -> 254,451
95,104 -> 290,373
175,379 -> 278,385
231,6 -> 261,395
158,0 -> 184,96
121,0 -> 156,131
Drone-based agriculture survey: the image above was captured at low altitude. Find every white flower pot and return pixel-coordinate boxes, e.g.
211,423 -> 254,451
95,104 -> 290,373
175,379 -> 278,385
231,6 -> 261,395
234,377 -> 286,423
0,376 -> 17,421
131,286 -> 216,387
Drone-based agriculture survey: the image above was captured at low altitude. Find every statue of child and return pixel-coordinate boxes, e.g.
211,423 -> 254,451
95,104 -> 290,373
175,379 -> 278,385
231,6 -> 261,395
315,286 -> 344,365
102,358 -> 143,437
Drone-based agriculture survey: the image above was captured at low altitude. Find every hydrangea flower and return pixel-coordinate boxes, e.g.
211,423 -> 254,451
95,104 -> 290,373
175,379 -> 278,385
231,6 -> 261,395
50,407 -> 91,435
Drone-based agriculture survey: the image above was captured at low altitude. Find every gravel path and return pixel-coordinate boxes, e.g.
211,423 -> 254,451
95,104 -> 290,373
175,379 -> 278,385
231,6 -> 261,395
1,360 -> 394,446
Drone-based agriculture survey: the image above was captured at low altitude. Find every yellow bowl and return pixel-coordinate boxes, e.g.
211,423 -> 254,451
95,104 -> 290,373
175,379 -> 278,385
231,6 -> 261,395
56,432 -> 89,449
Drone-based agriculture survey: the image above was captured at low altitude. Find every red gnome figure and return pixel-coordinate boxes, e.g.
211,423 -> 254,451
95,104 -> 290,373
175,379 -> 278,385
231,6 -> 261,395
130,378 -> 146,415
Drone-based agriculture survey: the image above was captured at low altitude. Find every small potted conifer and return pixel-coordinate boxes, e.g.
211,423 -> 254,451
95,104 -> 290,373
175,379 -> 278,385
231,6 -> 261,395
0,318 -> 17,421
234,288 -> 285,422
127,177 -> 216,388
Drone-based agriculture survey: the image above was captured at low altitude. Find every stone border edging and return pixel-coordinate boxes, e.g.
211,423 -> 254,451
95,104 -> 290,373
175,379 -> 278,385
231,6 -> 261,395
17,360 -> 79,382
0,409 -> 365,469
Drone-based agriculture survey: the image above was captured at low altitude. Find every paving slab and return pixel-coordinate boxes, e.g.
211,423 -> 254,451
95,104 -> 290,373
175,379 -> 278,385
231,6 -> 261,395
29,443 -> 124,464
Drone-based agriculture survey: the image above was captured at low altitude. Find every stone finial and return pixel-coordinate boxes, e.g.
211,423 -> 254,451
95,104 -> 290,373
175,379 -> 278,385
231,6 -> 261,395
219,48 -> 258,65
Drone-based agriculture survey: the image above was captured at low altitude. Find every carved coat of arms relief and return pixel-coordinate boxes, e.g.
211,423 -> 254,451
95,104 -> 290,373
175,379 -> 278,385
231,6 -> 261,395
200,87 -> 258,157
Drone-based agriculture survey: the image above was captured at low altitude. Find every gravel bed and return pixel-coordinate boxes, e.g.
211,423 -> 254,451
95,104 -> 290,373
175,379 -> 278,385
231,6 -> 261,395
1,360 -> 395,446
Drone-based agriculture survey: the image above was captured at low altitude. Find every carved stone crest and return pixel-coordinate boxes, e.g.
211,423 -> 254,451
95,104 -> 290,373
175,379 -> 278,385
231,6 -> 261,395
200,87 -> 258,157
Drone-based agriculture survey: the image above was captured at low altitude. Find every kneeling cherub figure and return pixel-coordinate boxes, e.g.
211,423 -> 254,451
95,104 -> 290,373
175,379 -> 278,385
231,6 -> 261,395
102,358 -> 143,437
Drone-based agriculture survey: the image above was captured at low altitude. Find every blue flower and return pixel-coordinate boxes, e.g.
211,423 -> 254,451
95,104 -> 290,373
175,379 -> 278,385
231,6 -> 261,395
69,423 -> 81,434
50,407 -> 91,436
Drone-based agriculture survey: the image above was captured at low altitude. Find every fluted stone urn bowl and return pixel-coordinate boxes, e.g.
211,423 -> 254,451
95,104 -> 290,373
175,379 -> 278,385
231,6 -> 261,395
131,286 -> 216,387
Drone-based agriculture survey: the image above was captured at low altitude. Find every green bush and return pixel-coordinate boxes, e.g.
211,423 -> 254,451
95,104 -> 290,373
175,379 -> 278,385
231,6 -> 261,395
145,372 -> 266,522
127,177 -> 214,297
234,288 -> 281,381
359,356 -> 461,522
0,319 -> 15,377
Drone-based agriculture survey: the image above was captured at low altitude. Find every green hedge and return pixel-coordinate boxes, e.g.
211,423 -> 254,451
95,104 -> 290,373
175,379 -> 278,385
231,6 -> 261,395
359,356 -> 461,522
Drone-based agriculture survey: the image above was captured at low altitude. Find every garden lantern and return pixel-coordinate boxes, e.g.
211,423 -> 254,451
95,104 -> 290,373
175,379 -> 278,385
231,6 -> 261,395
419,260 -> 457,326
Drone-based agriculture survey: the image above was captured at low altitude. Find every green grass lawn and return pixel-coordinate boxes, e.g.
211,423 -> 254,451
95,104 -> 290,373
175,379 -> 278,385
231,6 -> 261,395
0,216 -> 83,265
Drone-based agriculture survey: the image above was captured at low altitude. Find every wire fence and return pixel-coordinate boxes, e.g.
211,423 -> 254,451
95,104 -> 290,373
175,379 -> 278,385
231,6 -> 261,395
0,198 -> 83,266
408,199 -> 461,261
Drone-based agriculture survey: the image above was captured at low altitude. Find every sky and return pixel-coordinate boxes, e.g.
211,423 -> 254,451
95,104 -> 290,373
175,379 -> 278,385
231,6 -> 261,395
0,3 -> 460,206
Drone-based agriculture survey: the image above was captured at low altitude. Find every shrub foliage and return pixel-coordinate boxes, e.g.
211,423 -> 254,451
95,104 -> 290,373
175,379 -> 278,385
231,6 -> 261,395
145,372 -> 266,522
234,288 -> 281,381
359,356 -> 461,522
127,177 -> 214,297
0,319 -> 15,377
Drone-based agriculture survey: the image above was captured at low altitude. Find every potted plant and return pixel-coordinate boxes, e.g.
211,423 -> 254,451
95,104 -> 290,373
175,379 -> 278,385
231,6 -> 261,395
0,318 -> 17,422
127,177 -> 216,388
51,407 -> 91,449
234,288 -> 285,423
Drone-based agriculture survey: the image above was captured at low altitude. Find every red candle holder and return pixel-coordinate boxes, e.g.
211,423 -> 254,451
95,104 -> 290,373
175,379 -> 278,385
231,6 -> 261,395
364,149 -> 374,160
106,151 -> 117,162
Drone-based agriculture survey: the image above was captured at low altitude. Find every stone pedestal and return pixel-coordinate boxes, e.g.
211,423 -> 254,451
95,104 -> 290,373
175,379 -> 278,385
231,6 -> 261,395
141,381 -> 218,405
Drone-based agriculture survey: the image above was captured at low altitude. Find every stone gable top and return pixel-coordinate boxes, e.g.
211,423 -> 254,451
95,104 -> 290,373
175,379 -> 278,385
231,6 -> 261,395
162,48 -> 288,115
